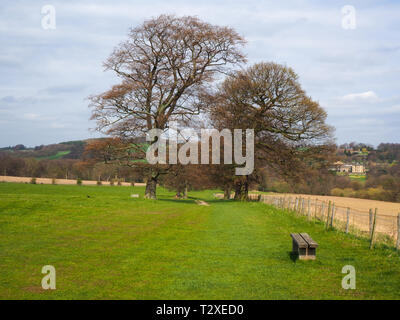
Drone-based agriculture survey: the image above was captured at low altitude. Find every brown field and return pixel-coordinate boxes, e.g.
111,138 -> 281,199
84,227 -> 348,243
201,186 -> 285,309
269,193 -> 400,216
0,176 -> 146,187
261,193 -> 400,242
215,192 -> 400,241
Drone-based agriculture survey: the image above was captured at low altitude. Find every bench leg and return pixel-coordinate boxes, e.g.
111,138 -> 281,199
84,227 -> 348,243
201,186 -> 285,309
298,247 -> 308,260
292,239 -> 317,260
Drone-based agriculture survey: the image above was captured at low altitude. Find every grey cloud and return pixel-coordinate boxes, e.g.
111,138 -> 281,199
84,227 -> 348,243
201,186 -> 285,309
39,85 -> 88,95
0,0 -> 399,146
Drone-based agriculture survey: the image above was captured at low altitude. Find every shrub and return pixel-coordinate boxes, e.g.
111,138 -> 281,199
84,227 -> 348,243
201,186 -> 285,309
330,188 -> 355,198
365,187 -> 387,201
131,182 -> 135,187
351,181 -> 362,191
97,180 -> 102,186
109,179 -> 114,186
76,178 -> 82,185
117,180 -> 122,186
30,177 -> 37,184
342,188 -> 355,197
331,188 -> 344,197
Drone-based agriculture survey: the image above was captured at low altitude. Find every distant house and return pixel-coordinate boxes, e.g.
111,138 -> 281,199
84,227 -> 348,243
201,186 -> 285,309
351,164 -> 365,174
333,161 -> 366,174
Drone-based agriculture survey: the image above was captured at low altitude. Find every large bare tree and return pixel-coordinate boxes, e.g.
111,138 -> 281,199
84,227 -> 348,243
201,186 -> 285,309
89,15 -> 246,199
207,62 -> 334,200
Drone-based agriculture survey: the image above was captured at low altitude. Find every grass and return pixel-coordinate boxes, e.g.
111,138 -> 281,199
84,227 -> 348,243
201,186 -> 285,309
37,150 -> 71,160
349,174 -> 366,182
0,183 -> 399,299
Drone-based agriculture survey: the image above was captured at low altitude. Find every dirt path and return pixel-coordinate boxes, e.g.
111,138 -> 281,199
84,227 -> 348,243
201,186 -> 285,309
195,200 -> 210,206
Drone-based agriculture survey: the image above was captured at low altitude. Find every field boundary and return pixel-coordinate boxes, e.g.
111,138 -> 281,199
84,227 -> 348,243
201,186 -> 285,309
0,175 -> 146,187
255,194 -> 400,249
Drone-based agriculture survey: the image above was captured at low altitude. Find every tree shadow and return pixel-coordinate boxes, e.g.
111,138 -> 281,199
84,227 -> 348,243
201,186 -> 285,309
288,251 -> 298,263
156,198 -> 197,204
156,196 -> 235,205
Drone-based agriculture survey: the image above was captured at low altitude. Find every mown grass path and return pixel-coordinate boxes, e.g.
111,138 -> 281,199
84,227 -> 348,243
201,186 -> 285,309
0,183 -> 399,299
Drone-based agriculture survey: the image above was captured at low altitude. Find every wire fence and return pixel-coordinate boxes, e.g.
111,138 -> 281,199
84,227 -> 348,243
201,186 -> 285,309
247,194 -> 400,249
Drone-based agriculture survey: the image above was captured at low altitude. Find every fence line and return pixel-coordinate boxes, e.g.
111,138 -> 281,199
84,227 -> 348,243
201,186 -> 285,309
249,194 -> 400,249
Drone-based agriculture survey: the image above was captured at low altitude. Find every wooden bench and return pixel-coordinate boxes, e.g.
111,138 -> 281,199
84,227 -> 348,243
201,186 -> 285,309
290,233 -> 318,260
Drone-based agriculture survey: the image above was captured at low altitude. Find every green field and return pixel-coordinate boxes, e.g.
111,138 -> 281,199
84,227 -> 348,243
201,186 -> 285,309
0,183 -> 399,299
349,174 -> 367,182
37,150 -> 71,160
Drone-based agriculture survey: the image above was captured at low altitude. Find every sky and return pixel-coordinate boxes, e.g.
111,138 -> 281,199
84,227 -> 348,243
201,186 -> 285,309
0,0 -> 399,147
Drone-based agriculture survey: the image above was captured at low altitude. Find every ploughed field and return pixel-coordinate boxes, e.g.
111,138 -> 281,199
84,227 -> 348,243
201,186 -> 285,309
0,183 -> 399,299
266,193 -> 400,216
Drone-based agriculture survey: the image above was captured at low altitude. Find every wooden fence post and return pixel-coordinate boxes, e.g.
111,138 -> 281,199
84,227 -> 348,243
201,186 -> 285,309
307,199 -> 311,220
300,197 -> 303,213
397,213 -> 400,250
298,198 -> 301,214
346,208 -> 350,234
370,208 -> 377,250
314,199 -> 318,218
325,201 -> 331,229
369,209 -> 373,236
321,201 -> 325,221
302,198 -> 305,215
330,203 -> 335,228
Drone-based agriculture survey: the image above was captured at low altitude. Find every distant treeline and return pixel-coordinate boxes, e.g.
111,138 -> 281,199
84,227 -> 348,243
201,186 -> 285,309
262,163 -> 400,202
263,142 -> 400,202
0,141 -> 399,202
0,154 -> 145,183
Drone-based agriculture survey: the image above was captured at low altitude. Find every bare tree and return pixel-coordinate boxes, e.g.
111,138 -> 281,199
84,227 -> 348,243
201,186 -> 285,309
89,15 -> 246,199
207,62 -> 334,200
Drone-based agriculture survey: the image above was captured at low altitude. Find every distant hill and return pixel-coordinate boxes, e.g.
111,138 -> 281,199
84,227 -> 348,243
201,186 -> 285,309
0,140 -> 89,160
0,137 -> 148,161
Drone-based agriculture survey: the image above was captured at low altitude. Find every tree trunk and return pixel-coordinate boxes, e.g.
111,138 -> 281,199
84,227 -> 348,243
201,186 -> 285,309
243,177 -> 249,201
234,181 -> 243,200
144,176 -> 157,199
224,186 -> 231,200
183,183 -> 188,199
234,179 -> 249,201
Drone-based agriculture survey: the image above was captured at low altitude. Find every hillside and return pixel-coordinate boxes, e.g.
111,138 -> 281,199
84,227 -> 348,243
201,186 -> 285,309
0,140 -> 88,160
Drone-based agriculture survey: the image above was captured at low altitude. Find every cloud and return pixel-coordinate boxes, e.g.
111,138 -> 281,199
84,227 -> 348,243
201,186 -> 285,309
0,0 -> 400,146
0,96 -> 16,103
22,113 -> 40,120
39,85 -> 88,95
341,91 -> 378,102
50,122 -> 66,129
353,118 -> 385,125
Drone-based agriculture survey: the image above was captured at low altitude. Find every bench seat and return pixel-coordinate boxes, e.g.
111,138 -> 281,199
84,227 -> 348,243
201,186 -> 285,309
290,233 -> 318,260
